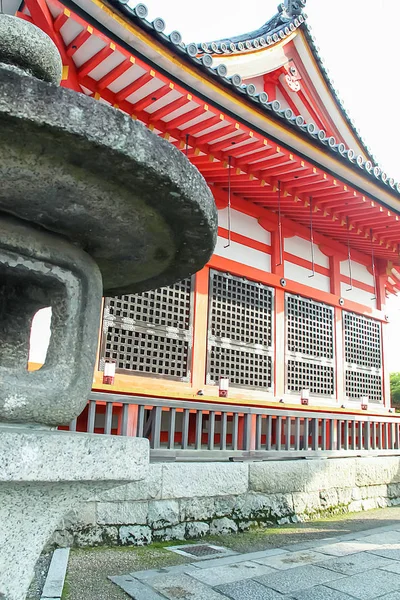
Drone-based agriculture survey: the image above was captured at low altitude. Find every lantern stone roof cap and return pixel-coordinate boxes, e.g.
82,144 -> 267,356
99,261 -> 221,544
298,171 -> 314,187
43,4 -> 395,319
0,21 -> 218,295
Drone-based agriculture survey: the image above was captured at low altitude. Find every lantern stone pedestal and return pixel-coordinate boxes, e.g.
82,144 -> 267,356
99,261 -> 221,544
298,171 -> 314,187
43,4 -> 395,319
0,14 -> 217,600
0,428 -> 149,600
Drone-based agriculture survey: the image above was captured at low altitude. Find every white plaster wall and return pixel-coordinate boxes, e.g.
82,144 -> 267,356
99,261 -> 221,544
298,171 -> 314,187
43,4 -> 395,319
340,260 -> 374,286
340,282 -> 376,309
285,235 -> 329,268
214,237 -> 271,272
218,208 -> 271,244
284,261 -> 330,293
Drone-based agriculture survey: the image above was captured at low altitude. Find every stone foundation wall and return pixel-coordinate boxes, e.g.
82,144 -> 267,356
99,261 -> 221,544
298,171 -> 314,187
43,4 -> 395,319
52,457 -> 400,548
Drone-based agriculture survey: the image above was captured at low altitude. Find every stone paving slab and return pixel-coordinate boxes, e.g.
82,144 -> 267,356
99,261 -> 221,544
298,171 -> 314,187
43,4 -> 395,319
193,548 -> 287,569
189,561 -> 276,586
290,585 -> 356,600
108,575 -> 166,600
326,568 -> 400,599
368,548 -> 400,561
254,564 -> 345,595
319,551 -> 397,576
216,579 -> 286,599
380,562 -> 400,575
254,549 -> 330,570
146,573 -> 228,600
316,541 -> 380,557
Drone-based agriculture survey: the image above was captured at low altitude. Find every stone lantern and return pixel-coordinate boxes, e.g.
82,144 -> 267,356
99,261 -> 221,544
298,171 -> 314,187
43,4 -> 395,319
0,15 -> 217,600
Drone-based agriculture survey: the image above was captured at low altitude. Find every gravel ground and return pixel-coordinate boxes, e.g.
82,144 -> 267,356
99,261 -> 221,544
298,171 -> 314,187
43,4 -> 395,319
62,506 -> 400,600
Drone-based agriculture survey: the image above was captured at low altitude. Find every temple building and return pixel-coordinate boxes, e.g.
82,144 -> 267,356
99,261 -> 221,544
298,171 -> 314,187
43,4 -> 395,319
19,0 -> 400,446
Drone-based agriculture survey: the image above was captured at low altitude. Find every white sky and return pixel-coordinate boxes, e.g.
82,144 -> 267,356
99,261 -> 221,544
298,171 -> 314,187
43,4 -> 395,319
29,0 -> 400,371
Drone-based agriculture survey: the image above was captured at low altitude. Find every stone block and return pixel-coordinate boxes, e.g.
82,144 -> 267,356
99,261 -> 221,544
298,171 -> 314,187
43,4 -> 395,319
249,460 -> 309,494
210,518 -> 238,535
98,465 -> 162,502
153,524 -> 187,541
119,525 -> 152,546
57,502 -> 97,529
347,500 -> 363,513
162,463 -> 248,499
388,483 -> 400,499
214,496 -> 237,518
355,457 -> 400,487
186,522 -> 210,539
319,489 -> 338,509
180,497 -> 215,522
96,501 -> 148,525
75,526 -> 118,547
336,488 -> 353,505
148,500 -> 180,529
292,491 -> 321,515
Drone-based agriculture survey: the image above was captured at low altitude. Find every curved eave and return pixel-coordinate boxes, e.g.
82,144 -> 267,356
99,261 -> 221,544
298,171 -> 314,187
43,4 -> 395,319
196,13 -> 304,55
64,0 -> 400,208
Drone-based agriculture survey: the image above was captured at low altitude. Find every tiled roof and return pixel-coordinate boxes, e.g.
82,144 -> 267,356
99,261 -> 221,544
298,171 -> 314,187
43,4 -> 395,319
106,0 -> 399,196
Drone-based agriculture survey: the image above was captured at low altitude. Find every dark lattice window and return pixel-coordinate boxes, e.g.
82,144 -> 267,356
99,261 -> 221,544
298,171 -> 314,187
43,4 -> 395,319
344,312 -> 383,403
206,270 -> 274,390
100,278 -> 193,381
285,294 -> 335,397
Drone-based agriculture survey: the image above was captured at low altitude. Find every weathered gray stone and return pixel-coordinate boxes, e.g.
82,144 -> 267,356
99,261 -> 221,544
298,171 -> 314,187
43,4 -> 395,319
97,501 -> 148,525
0,66 -> 217,297
190,561 -> 275,586
356,457 -> 400,487
216,579 -> 285,600
143,573 -> 228,600
186,522 -> 210,539
255,564 -> 344,594
162,463 -> 248,499
327,568 -> 400,599
58,502 -> 97,529
99,464 -> 162,502
120,526 -> 152,546
74,526 -> 119,547
180,497 -> 216,521
210,518 -> 238,535
0,15 -> 62,84
0,429 -> 148,599
0,217 -> 102,426
292,491 -> 321,515
153,524 -> 187,541
148,500 -> 180,529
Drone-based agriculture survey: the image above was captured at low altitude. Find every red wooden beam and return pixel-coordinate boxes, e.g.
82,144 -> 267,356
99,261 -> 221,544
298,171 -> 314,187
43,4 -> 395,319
97,59 -> 133,91
78,45 -> 114,79
150,94 -> 190,124
66,28 -> 91,57
115,70 -> 154,103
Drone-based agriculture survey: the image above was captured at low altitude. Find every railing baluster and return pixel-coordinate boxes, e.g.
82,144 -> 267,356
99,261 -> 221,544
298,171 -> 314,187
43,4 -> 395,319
69,418 -> 77,432
266,415 -> 272,450
321,419 -> 327,451
351,420 -> 356,450
104,402 -> 113,435
87,400 -> 96,433
295,417 -> 301,451
285,416 -> 291,451
337,419 -> 346,451
168,408 -> 176,450
244,414 -> 252,451
208,411 -> 215,450
343,420 -> 348,451
150,406 -> 162,449
377,422 -> 382,450
358,421 -> 363,450
329,419 -> 335,450
182,409 -> 190,449
384,423 -> 389,450
303,418 -> 309,450
121,404 -> 129,436
391,423 -> 395,450
364,421 -> 371,451
137,405 -> 145,437
371,421 -> 377,450
311,418 -> 319,451
276,416 -> 282,451
195,410 -> 203,450
396,423 -> 400,450
233,413 -> 239,451
220,412 -> 227,450
256,414 -> 263,451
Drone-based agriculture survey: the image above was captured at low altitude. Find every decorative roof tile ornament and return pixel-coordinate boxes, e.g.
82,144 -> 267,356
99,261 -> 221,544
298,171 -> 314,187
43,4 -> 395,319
279,0 -> 307,18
